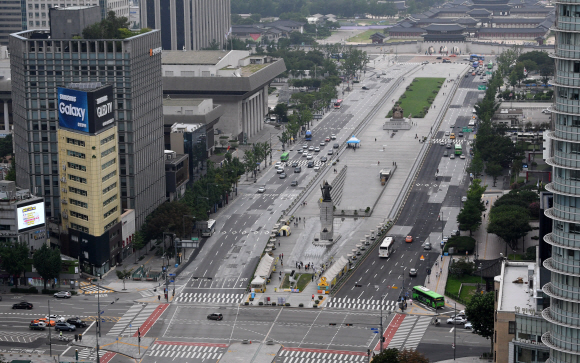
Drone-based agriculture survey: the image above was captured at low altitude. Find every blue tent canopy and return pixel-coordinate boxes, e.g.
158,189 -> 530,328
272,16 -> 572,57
347,136 -> 360,144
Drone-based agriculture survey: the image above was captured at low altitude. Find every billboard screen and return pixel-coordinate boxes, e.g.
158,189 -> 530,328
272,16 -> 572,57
16,201 -> 46,232
58,85 -> 114,134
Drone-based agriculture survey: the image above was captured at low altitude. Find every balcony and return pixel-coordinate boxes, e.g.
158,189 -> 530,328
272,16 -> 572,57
544,232 -> 580,251
554,0 -> 580,4
542,331 -> 580,355
545,181 -> 580,198
544,256 -> 580,276
549,202 -> 580,222
555,44 -> 580,60
543,307 -> 580,328
554,97 -> 580,115
556,16 -> 580,32
543,282 -> 580,302
553,126 -> 580,143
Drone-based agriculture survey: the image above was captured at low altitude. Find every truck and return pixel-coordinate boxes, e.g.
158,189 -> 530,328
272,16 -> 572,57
380,168 -> 393,185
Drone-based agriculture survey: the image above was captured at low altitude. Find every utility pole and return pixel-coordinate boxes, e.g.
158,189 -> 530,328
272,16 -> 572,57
96,280 -> 101,363
453,302 -> 456,360
48,299 -> 52,357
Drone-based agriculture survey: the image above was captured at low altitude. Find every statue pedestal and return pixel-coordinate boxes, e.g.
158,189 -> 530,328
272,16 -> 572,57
383,118 -> 411,130
319,200 -> 334,240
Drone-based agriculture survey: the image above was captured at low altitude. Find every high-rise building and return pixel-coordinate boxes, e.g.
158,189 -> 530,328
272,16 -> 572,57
0,0 -> 23,46
10,5 -> 166,232
23,0 -> 131,31
542,1 -> 580,361
57,82 -> 123,274
140,0 -> 231,51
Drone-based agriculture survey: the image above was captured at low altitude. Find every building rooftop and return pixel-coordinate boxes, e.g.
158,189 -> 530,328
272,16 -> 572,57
162,50 -> 232,65
163,98 -> 205,107
497,261 -> 537,313
240,63 -> 269,76
53,5 -> 96,10
170,123 -> 204,133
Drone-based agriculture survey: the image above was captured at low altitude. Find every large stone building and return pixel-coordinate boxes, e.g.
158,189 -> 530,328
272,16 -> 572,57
0,0 -> 22,46
542,0 -> 580,359
140,0 -> 231,51
161,50 -> 285,144
9,5 -> 166,232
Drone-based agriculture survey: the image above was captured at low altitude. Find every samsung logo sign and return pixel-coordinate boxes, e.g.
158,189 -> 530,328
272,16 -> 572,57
96,95 -> 108,105
59,102 -> 86,121
60,94 -> 77,102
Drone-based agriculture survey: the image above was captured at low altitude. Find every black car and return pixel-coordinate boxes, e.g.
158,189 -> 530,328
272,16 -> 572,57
291,161 -> 299,167
333,143 -> 339,149
294,167 -> 301,173
320,156 -> 328,162
13,302 -> 33,310
291,180 -> 298,187
362,86 -> 369,90
307,161 -> 314,168
207,313 -> 223,321
54,322 -> 76,332
66,318 -> 87,328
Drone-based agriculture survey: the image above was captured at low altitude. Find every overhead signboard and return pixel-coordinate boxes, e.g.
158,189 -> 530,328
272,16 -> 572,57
58,85 -> 114,134
16,201 -> 46,232
477,85 -> 487,91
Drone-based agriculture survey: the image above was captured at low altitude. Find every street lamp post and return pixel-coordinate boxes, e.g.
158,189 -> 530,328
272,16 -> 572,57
379,293 -> 391,353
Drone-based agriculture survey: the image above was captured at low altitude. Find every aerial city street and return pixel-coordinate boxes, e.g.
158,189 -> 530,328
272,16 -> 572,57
0,0 -> 568,362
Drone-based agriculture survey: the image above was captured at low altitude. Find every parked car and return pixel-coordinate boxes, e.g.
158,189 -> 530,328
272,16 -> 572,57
53,291 -> 71,299
409,268 -> 417,277
13,302 -> 33,310
66,318 -> 87,328
54,322 -> 76,332
207,313 -> 223,321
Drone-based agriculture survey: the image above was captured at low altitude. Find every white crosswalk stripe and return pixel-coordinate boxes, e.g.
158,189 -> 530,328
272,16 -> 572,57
106,304 -> 153,337
139,289 -> 157,298
277,350 -> 367,362
174,293 -> 244,304
279,159 -> 327,168
387,316 -> 432,351
77,348 -> 106,360
325,297 -> 398,310
430,139 -> 472,145
148,344 -> 224,360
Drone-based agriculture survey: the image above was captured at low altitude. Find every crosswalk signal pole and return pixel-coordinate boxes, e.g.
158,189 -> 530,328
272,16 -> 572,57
138,328 -> 141,354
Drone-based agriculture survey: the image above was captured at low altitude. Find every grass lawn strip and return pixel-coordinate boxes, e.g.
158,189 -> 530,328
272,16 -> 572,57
446,274 -> 481,297
388,78 -> 445,118
281,273 -> 312,291
347,30 -> 378,43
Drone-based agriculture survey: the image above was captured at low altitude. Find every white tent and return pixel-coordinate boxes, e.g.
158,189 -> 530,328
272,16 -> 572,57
254,253 -> 275,278
251,276 -> 265,285
347,136 -> 360,144
320,256 -> 349,285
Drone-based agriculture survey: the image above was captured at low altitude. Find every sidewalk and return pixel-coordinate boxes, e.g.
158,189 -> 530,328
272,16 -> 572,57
423,255 -> 465,312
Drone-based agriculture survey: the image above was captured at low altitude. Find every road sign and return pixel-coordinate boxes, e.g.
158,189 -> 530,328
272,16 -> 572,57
175,264 -> 179,268
191,237 -> 199,241
462,127 -> 472,133
477,85 -> 487,90
486,71 -> 492,75
169,274 -> 175,276
170,280 -> 174,283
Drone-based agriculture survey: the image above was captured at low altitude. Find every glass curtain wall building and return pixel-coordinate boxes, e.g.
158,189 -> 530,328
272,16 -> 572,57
543,1 -> 580,361
9,11 -> 166,230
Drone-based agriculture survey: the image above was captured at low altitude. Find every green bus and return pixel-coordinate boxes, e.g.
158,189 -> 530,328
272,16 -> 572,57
280,152 -> 290,162
487,61 -> 493,69
454,144 -> 462,155
412,286 -> 445,309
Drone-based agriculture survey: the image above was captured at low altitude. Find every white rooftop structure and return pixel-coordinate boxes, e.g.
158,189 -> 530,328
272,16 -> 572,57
497,260 -> 540,314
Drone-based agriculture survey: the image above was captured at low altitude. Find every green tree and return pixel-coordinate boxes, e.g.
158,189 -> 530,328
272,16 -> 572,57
132,231 -> 145,264
0,241 -> 29,287
457,202 -> 483,236
273,103 -> 289,122
465,291 -> 495,354
485,162 -> 503,187
508,71 -> 518,89
468,151 -> 484,176
115,268 -> 133,290
32,243 -> 62,290
0,134 -> 13,158
142,201 -> 193,241
487,206 -> 531,252
82,11 -> 130,39
372,348 -> 399,363
398,349 -> 430,363
5,158 -> 15,181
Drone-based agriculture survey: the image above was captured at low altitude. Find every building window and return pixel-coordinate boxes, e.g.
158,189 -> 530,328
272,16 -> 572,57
103,183 -> 117,195
67,138 -> 85,147
102,170 -> 117,183
104,206 -> 118,218
68,174 -> 87,184
67,162 -> 86,172
181,71 -> 194,77
70,211 -> 89,221
102,158 -> 116,170
104,219 -> 118,232
69,198 -> 88,208
508,321 -> 516,334
101,146 -> 116,158
67,150 -> 86,159
103,194 -> 118,207
165,71 -> 174,76
69,186 -> 88,196
100,134 -> 114,145
70,223 -> 89,233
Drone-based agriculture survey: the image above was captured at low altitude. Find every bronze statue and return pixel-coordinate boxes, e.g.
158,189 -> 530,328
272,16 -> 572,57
321,181 -> 332,202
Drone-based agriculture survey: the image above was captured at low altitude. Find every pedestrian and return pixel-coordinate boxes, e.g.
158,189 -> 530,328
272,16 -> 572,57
278,241 -> 281,247
483,213 -> 486,218
158,295 -> 160,301
375,138 -> 377,142
296,262 -> 298,268
378,161 -> 380,165
279,276 -> 281,281
435,261 -> 438,267
281,261 -> 283,267
440,268 -> 442,274
279,271 -> 281,276
441,255 -> 443,261
436,272 -> 438,278
282,253 -> 284,259
312,294 -> 314,300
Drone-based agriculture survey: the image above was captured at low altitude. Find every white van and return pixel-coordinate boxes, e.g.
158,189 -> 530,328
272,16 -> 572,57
468,120 -> 476,127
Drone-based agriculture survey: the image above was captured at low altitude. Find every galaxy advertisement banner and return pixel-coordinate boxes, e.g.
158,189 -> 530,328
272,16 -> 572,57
58,85 -> 114,134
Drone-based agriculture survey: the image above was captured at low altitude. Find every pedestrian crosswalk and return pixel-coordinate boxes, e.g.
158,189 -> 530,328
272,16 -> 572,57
431,139 -> 472,145
0,331 -> 47,343
325,297 -> 398,310
275,348 -> 367,362
139,288 -> 157,298
279,159 -> 325,168
147,343 -> 224,359
174,292 -> 245,304
106,304 -> 157,337
76,348 -> 106,361
387,315 -> 431,351
79,282 -> 115,294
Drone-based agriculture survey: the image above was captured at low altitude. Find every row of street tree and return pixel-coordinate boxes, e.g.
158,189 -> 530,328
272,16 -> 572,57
0,241 -> 62,290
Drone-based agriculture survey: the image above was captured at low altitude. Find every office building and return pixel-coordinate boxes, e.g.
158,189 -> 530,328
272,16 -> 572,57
542,0 -> 580,360
57,82 -> 123,274
164,150 -> 188,201
0,0 -> 22,46
0,180 -> 47,251
140,0 -> 231,51
10,5 -> 166,232
23,0 -> 131,31
162,51 -> 286,143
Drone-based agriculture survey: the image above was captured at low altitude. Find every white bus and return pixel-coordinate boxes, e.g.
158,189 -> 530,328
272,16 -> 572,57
379,237 -> 394,258
201,219 -> 216,237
